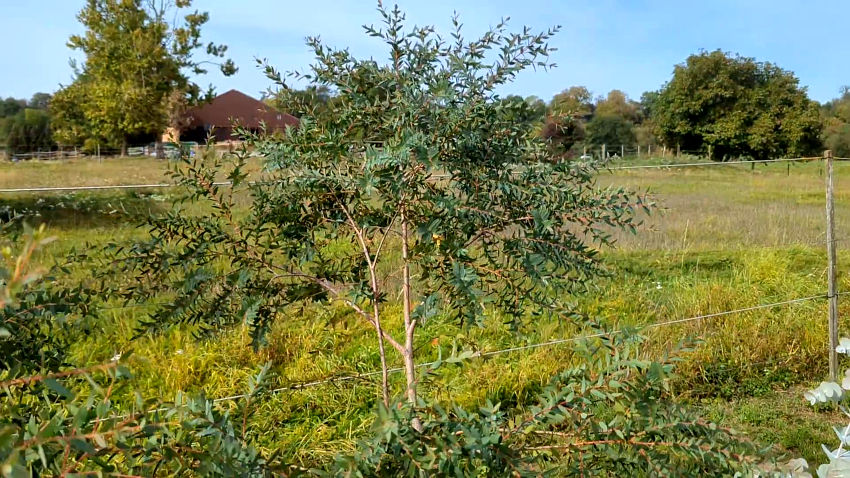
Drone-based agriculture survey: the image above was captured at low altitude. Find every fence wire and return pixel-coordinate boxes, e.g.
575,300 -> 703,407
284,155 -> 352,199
0,157 -> 825,194
5,153 -> 843,417
202,294 -> 829,404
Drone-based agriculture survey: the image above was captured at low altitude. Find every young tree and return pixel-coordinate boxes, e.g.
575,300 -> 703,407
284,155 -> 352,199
51,0 -> 236,155
1,229 -> 758,476
105,5 -> 647,413
651,50 -> 821,161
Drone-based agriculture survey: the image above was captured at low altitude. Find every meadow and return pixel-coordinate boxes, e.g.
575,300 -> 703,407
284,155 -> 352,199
1,155 -> 848,466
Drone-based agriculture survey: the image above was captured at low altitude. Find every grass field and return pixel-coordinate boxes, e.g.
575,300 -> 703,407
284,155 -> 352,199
2,155 -> 849,466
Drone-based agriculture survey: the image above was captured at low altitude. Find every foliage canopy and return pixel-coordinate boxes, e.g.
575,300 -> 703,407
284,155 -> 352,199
102,4 -> 648,410
51,0 -> 236,153
651,50 -> 822,161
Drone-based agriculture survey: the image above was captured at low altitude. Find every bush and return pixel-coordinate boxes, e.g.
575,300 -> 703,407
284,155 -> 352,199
331,332 -> 759,476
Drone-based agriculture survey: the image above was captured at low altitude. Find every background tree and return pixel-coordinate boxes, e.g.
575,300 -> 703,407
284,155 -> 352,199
0,98 -> 26,118
269,84 -> 334,120
540,114 -> 585,156
586,114 -> 636,151
541,86 -> 593,156
50,79 -> 99,149
650,50 -> 821,161
499,94 -> 547,128
51,0 -> 236,155
27,92 -> 52,110
1,109 -> 54,155
822,87 -> 850,157
549,86 -> 593,118
0,97 -> 30,154
594,89 -> 640,123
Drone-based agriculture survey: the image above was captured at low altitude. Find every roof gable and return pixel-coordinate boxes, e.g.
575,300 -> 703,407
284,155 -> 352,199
186,89 -> 299,131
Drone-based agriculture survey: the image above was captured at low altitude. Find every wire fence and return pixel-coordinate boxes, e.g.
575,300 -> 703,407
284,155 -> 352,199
3,152 -> 846,410
0,156 -> 825,194
88,292 -> 831,422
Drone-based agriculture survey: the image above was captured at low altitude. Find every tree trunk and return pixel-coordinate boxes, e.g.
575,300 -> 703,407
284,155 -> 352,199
368,265 -> 390,407
121,138 -> 128,157
399,210 -> 420,430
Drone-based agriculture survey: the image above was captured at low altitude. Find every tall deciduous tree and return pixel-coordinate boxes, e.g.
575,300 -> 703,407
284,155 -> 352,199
651,50 -> 821,161
586,115 -> 636,150
822,87 -> 850,157
1,109 -> 54,155
594,89 -> 640,123
549,86 -> 593,118
51,0 -> 236,155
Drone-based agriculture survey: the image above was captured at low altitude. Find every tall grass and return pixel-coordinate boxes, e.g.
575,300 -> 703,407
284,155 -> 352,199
1,156 -> 847,464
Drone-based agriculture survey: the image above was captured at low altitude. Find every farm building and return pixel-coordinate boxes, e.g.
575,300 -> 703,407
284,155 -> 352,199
171,89 -> 299,143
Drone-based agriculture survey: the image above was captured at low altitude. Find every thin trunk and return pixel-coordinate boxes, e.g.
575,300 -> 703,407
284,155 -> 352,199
121,138 -> 128,157
370,275 -> 390,407
400,210 -> 418,408
337,194 -> 392,407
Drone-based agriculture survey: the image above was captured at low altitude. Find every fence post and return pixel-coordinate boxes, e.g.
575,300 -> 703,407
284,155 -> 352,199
825,149 -> 839,381
602,144 -> 606,160
621,144 -> 625,158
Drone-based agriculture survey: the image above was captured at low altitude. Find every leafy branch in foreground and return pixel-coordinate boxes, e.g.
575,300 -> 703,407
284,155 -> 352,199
330,332 -> 760,476
6,228 -> 764,475
0,229 -> 284,477
101,2 -> 649,411
794,337 -> 850,477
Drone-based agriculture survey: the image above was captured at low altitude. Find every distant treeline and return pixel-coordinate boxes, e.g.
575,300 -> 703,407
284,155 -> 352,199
268,50 -> 845,161
5,50 -> 850,160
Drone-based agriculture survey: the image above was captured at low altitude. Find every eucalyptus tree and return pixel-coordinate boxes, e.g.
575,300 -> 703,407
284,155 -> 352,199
108,4 -> 648,410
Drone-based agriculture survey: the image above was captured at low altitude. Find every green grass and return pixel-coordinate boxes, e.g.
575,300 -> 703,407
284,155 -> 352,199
2,156 -> 848,467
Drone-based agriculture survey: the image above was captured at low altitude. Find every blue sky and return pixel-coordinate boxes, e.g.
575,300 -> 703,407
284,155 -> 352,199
1,0 -> 847,104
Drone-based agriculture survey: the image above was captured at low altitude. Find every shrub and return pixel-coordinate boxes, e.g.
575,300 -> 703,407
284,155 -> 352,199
331,332 -> 759,476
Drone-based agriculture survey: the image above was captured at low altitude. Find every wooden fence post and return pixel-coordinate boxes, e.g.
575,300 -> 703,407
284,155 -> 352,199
621,144 -> 625,158
825,149 -> 839,381
601,144 -> 606,160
